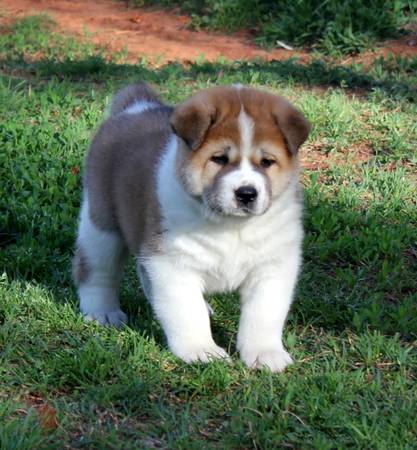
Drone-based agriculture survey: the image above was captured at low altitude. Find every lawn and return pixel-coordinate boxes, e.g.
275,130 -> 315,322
1,14 -> 417,449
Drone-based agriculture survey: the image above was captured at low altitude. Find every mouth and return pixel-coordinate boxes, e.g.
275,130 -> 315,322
204,201 -> 258,218
201,190 -> 268,218
239,202 -> 257,213
237,199 -> 271,216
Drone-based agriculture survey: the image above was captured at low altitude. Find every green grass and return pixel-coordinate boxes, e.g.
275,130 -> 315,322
125,0 -> 416,55
1,15 -> 417,448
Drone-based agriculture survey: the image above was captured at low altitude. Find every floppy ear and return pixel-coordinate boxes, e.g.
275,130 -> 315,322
273,98 -> 311,155
170,98 -> 216,150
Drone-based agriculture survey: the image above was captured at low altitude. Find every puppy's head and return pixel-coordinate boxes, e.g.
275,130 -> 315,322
171,86 -> 310,218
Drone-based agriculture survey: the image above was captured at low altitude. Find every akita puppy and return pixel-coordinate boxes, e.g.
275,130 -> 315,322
73,83 -> 310,371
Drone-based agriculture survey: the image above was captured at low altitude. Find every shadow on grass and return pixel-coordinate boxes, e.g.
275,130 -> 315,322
2,53 -> 417,101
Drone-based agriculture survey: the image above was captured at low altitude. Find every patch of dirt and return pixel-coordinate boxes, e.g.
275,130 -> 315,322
2,0 -> 417,65
301,142 -> 374,171
0,0 -> 310,63
341,34 -> 417,67
2,0 -> 416,65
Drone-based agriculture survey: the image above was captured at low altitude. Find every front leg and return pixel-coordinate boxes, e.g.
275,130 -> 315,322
139,256 -> 229,363
237,250 -> 301,372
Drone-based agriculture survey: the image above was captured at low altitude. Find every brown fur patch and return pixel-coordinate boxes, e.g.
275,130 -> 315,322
173,87 -> 243,196
173,86 -> 310,200
171,86 -> 242,151
239,87 -> 311,156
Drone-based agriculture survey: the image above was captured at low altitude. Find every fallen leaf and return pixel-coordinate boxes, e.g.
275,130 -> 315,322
71,166 -> 80,176
37,404 -> 59,432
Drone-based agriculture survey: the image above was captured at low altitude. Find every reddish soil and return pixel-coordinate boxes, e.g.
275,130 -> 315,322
2,0 -> 416,64
343,34 -> 417,66
0,0 -> 311,63
2,0 -> 416,65
301,142 -> 374,171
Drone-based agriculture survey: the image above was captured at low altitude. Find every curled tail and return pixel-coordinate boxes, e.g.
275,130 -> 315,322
110,83 -> 163,116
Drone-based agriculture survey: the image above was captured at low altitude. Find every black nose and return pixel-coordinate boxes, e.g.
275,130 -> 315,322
235,186 -> 258,205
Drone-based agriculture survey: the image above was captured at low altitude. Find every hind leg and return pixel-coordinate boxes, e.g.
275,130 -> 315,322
73,196 -> 128,327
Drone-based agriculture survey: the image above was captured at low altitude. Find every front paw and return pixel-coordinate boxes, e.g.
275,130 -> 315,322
240,347 -> 293,372
171,341 -> 230,363
82,309 -> 128,328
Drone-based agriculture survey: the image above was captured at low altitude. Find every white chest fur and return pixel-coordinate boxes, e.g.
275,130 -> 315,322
155,136 -> 303,294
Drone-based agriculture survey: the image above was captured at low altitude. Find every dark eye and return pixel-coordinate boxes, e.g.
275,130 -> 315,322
210,154 -> 229,166
260,158 -> 275,168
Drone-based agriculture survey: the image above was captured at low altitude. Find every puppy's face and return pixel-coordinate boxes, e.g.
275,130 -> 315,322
171,86 -> 310,217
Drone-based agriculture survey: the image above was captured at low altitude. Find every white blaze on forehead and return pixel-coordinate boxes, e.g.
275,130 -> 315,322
238,107 -> 254,158
236,107 -> 260,194
215,107 -> 270,216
